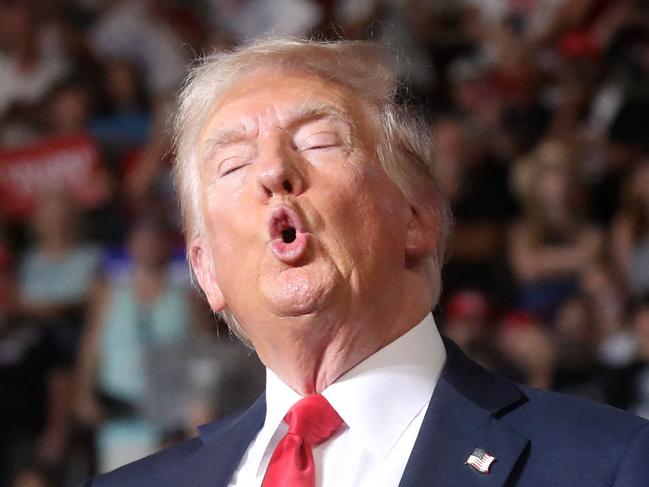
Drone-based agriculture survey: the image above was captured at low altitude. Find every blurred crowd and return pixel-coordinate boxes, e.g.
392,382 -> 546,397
0,0 -> 648,486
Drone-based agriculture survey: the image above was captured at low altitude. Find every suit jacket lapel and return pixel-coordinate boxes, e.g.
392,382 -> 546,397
399,339 -> 530,487
149,394 -> 266,487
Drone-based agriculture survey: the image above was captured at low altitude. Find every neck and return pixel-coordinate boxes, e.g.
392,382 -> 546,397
253,276 -> 434,395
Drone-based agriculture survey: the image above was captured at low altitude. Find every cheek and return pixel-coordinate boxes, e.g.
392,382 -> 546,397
318,165 -> 406,258
202,194 -> 259,273
202,166 -> 250,209
202,166 -> 256,231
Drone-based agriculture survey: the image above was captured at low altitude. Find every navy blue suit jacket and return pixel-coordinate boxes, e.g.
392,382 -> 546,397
83,339 -> 649,486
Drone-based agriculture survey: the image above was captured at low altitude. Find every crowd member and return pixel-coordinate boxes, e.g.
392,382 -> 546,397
74,219 -> 193,469
0,304 -> 69,485
580,262 -> 636,368
509,139 -> 603,318
72,217 -> 263,475
206,0 -> 323,43
1,224 -> 72,486
118,97 -> 177,220
89,59 -> 152,152
435,115 -> 517,306
42,78 -> 91,137
0,0 -> 69,146
7,193 -> 102,481
440,289 -> 495,368
334,0 -> 437,95
607,300 -> 649,419
88,0 -> 187,98
552,296 -> 608,402
612,160 -> 649,297
496,311 -> 556,390
17,193 -> 102,351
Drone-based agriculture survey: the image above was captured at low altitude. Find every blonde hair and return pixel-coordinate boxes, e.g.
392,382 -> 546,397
511,138 -> 583,244
172,37 -> 452,339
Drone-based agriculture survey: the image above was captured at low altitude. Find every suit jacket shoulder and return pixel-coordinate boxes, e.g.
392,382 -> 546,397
507,384 -> 649,486
82,436 -> 203,487
82,395 -> 266,487
399,338 -> 649,487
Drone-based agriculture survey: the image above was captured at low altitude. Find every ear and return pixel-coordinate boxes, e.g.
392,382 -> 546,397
189,238 -> 226,312
405,203 -> 438,264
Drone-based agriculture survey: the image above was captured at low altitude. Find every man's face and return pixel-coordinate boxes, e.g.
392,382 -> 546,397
191,70 -> 414,346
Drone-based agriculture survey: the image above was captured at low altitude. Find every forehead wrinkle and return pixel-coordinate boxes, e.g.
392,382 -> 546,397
200,77 -> 368,165
281,102 -> 354,132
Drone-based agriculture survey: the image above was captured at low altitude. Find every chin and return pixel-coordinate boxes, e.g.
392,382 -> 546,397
261,266 -> 338,317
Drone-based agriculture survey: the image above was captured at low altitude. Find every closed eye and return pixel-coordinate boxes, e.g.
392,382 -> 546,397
304,143 -> 337,150
298,132 -> 341,152
219,157 -> 250,177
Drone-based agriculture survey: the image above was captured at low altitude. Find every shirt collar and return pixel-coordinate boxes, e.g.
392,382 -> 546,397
264,366 -> 303,440
323,313 -> 445,457
263,313 -> 446,459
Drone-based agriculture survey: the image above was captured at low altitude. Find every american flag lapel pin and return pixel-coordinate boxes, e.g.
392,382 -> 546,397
465,448 -> 496,474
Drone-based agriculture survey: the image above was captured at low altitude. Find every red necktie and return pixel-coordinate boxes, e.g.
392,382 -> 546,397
262,394 -> 343,487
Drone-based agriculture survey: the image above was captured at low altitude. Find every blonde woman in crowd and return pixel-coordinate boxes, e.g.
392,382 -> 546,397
509,139 -> 603,318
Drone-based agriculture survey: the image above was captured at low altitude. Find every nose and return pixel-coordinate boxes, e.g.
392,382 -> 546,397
255,135 -> 305,202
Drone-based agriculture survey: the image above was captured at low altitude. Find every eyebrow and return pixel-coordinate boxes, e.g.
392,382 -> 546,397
284,104 -> 352,131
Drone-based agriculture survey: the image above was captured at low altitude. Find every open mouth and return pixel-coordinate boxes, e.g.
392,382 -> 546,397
267,205 -> 309,263
282,227 -> 297,243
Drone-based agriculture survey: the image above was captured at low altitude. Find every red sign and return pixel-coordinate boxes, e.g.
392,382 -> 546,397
0,133 -> 109,219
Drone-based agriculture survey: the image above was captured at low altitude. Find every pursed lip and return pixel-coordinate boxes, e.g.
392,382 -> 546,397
267,204 -> 310,264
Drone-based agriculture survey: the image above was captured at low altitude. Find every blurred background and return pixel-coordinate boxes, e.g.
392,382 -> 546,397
1,0 -> 649,485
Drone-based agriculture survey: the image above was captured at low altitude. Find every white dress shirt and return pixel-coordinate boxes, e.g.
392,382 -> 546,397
228,313 -> 447,487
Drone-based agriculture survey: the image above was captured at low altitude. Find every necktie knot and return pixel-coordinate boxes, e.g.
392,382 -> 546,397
284,394 -> 343,446
262,394 -> 343,487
